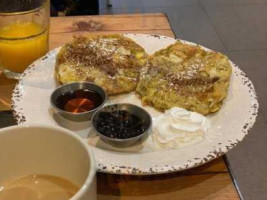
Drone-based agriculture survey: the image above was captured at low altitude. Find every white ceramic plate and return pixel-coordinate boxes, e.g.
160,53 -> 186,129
12,34 -> 259,175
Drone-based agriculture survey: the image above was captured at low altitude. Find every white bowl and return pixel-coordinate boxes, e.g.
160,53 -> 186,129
0,124 -> 96,200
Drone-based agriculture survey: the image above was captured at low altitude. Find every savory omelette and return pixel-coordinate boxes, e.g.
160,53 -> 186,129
55,34 -> 148,94
136,41 -> 232,115
55,35 -> 232,115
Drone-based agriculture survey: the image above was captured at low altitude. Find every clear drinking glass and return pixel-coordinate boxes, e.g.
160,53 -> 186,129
0,0 -> 50,79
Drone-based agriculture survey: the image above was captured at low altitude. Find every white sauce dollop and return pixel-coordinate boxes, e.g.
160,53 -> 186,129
145,107 -> 210,150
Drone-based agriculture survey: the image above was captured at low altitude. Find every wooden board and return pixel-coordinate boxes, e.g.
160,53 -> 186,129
49,13 -> 173,49
98,172 -> 238,200
0,73 -> 17,111
0,13 -> 240,200
50,14 -> 171,33
97,158 -> 238,200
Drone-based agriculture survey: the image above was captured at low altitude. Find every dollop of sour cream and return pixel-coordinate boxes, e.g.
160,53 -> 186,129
146,107 -> 210,150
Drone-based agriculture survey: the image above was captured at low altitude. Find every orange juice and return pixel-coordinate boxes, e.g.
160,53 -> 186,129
0,22 -> 48,73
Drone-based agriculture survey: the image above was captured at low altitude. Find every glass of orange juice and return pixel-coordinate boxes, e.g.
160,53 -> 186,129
0,0 -> 49,79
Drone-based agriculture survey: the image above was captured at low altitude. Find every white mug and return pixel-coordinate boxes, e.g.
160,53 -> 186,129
0,124 -> 96,200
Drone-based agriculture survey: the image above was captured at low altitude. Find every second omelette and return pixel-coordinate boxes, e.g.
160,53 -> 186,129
136,41 -> 232,115
55,34 -> 148,94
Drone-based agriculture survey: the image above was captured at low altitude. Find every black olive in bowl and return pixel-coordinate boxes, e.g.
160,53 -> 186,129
91,104 -> 152,147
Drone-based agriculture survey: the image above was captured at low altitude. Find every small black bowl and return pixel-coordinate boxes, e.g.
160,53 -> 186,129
91,103 -> 152,147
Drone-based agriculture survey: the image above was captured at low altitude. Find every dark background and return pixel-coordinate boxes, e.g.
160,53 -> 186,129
50,0 -> 99,16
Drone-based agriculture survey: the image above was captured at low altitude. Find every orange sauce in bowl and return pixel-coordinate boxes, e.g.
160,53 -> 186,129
55,89 -> 103,113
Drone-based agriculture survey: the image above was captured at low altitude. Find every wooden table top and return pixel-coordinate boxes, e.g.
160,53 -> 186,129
0,13 -> 240,200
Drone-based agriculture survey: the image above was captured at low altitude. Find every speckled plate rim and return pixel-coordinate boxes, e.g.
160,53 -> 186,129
11,33 -> 259,175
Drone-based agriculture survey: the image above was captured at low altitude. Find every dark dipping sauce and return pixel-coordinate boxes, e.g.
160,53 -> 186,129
55,89 -> 103,113
95,110 -> 147,139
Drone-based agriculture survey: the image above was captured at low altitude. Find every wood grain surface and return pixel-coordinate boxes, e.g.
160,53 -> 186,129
98,172 -> 237,200
0,13 -> 239,200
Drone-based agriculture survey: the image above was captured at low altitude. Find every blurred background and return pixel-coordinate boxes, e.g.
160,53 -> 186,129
50,0 -> 100,15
